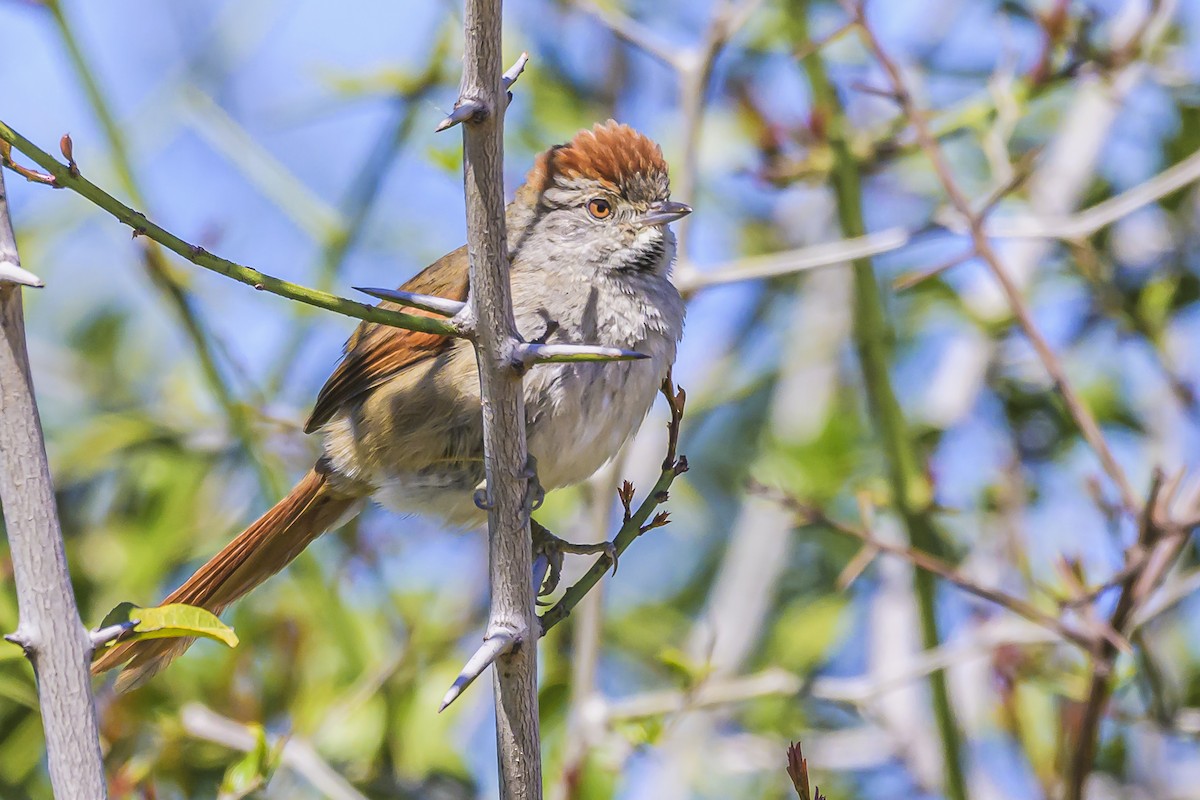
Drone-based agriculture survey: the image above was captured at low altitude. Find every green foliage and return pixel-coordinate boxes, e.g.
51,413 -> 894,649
96,601 -> 240,650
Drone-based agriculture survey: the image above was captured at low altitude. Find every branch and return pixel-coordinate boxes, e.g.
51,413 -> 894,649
847,2 -> 1140,515
0,168 -> 107,798
751,482 -> 1098,651
676,228 -> 911,294
45,0 -> 280,496
795,9 -> 968,797
453,4 -> 541,800
1064,470 -> 1172,800
0,120 -> 459,338
538,377 -> 687,634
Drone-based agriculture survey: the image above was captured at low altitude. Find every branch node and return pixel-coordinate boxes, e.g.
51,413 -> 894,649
3,630 -> 32,653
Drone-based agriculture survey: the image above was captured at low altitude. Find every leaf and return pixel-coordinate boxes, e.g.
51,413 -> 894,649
96,602 -> 239,649
218,723 -> 283,800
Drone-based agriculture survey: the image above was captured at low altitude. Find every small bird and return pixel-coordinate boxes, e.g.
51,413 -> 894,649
93,121 -> 689,689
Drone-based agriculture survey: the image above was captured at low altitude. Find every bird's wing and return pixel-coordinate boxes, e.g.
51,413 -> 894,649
304,245 -> 470,434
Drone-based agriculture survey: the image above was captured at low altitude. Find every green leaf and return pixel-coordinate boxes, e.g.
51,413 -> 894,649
96,602 -> 239,649
218,723 -> 282,800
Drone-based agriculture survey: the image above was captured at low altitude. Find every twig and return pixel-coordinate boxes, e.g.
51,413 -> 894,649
538,377 -> 687,635
575,0 -> 684,71
847,2 -> 1140,515
0,167 -> 107,798
752,483 -> 1097,651
796,12 -> 968,797
977,146 -> 1200,241
44,0 -> 280,496
676,228 -> 911,294
0,120 -> 460,338
1064,470 -> 1168,800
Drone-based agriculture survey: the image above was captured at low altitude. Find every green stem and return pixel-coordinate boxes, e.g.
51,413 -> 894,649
0,119 -> 459,337
793,6 -> 969,799
538,463 -> 680,635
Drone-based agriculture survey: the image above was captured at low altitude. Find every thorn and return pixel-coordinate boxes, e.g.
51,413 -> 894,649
0,259 -> 44,288
354,286 -> 466,317
89,619 -> 138,649
435,99 -> 487,133
439,630 -> 518,712
514,342 -> 649,366
502,52 -> 531,90
4,630 -> 31,652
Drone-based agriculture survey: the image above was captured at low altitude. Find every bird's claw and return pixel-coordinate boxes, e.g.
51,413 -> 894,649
530,519 -> 618,597
524,455 -> 545,511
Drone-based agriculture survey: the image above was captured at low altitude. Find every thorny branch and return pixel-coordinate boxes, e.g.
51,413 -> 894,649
0,120 -> 637,367
539,376 -> 687,635
437,375 -> 686,712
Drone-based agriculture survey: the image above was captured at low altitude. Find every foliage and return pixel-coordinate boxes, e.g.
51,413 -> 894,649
1,0 -> 1199,798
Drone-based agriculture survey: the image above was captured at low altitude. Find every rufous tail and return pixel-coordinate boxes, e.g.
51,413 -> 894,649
92,467 -> 356,691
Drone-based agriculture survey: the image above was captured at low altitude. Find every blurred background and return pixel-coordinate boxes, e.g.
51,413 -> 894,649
2,0 -> 1200,797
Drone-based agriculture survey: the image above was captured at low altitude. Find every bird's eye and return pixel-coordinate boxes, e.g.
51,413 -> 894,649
586,198 -> 612,220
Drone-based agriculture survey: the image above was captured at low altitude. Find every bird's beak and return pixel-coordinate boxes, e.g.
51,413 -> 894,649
639,200 -> 692,227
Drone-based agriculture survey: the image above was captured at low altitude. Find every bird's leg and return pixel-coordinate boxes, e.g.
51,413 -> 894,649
531,518 -> 618,597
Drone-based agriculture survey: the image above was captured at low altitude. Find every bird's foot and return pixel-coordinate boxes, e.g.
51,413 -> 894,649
531,518 -> 617,598
471,455 -> 544,512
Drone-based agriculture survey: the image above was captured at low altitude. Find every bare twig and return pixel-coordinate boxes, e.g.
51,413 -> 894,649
0,168 -> 107,798
847,1 -> 1140,515
1064,471 -> 1169,800
753,482 -> 1097,651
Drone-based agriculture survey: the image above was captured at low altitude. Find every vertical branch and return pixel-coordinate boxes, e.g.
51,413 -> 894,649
793,4 -> 968,798
456,2 -> 542,799
0,170 -> 107,797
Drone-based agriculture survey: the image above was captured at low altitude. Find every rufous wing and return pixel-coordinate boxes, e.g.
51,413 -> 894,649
304,245 -> 470,433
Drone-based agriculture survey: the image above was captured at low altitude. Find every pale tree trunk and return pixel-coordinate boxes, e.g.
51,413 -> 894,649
0,168 -> 107,798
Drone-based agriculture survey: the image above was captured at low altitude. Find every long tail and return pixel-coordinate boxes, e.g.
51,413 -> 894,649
92,467 -> 357,691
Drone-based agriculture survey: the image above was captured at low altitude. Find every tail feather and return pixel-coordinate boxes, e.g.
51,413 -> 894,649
92,467 -> 356,691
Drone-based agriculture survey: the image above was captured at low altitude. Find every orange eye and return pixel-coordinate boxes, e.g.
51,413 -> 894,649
587,198 -> 612,219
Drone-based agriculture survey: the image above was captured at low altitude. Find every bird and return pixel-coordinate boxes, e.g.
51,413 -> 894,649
92,120 -> 689,690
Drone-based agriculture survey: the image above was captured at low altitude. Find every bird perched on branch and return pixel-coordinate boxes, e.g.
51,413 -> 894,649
93,121 -> 689,690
